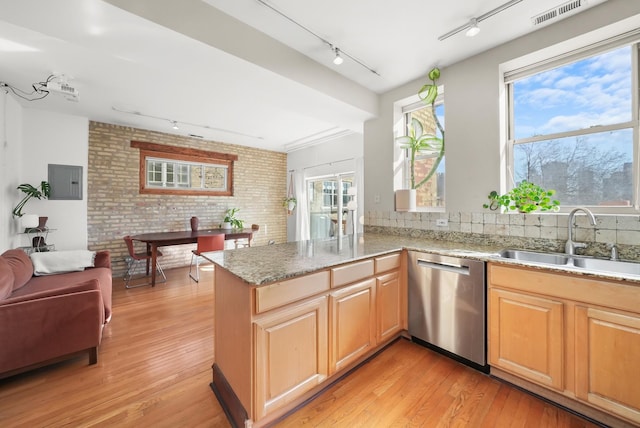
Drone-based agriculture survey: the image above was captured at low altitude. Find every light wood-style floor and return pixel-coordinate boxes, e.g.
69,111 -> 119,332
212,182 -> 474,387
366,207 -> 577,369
0,265 -> 599,427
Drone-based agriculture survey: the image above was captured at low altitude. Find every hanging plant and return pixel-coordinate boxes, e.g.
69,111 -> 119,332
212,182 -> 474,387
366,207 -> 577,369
283,197 -> 297,214
395,67 -> 444,190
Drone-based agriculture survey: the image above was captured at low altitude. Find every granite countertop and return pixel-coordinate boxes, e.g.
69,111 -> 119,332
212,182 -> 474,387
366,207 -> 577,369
202,232 -> 640,287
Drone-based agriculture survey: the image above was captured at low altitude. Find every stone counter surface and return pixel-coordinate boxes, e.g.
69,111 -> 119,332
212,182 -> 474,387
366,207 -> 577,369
203,232 -> 640,287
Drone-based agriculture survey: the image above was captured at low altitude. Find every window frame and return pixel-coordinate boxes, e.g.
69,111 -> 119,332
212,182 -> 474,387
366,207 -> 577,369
131,141 -> 237,196
504,36 -> 640,213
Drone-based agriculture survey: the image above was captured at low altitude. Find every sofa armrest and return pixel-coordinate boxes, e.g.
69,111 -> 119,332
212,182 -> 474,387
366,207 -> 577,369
0,279 -> 102,307
92,251 -> 111,270
0,279 -> 104,376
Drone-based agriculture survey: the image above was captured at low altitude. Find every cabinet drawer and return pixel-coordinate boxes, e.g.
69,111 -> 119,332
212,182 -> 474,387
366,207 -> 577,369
331,259 -> 374,288
375,253 -> 401,274
255,271 -> 330,314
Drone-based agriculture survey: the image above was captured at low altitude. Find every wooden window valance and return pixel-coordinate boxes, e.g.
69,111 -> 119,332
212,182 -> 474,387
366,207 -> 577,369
131,141 -> 237,196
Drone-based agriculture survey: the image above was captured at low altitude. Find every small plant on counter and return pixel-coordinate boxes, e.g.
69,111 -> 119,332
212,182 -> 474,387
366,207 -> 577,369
483,180 -> 560,213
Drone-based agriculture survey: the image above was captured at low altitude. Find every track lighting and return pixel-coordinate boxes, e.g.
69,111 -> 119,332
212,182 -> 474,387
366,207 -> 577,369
465,19 -> 480,37
255,0 -> 379,75
171,121 -> 179,130
333,47 -> 344,65
438,0 -> 524,41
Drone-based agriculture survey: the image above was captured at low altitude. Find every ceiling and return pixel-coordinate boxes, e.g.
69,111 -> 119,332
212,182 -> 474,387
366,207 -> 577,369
0,0 -> 606,152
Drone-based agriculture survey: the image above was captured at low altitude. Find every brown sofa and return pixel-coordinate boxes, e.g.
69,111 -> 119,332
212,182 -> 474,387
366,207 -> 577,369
0,249 -> 112,379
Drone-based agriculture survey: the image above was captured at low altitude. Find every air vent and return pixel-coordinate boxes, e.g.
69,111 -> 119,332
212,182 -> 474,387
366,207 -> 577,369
532,0 -> 587,26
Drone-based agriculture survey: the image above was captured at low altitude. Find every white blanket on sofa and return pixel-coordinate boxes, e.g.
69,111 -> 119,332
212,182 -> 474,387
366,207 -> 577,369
30,250 -> 96,276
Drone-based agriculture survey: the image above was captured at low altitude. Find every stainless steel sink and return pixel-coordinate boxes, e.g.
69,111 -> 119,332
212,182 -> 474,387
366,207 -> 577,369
571,257 -> 640,277
497,249 -> 640,278
497,249 -> 570,265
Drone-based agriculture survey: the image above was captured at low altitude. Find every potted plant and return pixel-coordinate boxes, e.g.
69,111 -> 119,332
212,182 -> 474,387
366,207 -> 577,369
283,196 -> 297,214
221,208 -> 244,229
395,67 -> 444,211
12,181 -> 51,218
483,180 -> 560,213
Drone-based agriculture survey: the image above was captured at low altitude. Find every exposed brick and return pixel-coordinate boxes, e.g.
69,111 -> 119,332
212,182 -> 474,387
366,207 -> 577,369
88,121 -> 287,277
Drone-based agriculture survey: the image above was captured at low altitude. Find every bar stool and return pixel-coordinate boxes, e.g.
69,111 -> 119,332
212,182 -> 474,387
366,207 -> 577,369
189,234 -> 225,282
123,235 -> 166,288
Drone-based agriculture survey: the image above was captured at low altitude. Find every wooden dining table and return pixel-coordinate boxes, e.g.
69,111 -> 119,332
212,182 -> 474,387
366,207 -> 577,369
130,228 -> 254,286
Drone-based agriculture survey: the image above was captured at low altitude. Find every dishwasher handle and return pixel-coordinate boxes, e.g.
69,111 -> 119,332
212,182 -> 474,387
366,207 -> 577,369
416,259 -> 470,276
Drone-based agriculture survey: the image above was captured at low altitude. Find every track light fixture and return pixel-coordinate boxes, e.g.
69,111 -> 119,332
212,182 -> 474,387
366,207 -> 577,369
332,47 -> 344,65
255,0 -> 379,75
111,107 -> 263,140
465,18 -> 480,37
438,0 -> 524,41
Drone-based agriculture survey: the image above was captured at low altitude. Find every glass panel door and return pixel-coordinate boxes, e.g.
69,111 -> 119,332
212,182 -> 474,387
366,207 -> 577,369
307,174 -> 354,240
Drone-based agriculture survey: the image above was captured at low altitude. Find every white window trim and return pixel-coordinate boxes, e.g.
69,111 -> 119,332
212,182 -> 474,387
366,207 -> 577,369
504,35 -> 640,214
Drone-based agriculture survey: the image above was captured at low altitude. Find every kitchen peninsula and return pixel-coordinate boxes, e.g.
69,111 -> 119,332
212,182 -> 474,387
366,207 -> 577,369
205,232 -> 640,428
205,233 -> 497,428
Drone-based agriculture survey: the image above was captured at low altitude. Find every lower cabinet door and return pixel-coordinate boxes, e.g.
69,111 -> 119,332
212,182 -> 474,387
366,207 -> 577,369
489,288 -> 564,390
330,278 -> 377,374
253,296 -> 328,421
376,271 -> 403,343
575,306 -> 640,425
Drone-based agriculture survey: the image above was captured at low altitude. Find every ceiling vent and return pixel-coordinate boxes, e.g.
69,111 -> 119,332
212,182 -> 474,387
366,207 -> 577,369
531,0 -> 588,26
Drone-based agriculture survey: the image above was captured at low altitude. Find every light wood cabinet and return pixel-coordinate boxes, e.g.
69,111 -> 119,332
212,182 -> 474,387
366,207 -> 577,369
329,278 -> 376,373
253,296 -> 329,420
213,251 -> 407,428
489,288 -> 564,390
488,262 -> 640,427
376,271 -> 403,344
575,306 -> 640,425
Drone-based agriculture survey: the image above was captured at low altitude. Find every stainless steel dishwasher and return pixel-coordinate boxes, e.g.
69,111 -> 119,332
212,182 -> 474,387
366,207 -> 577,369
408,251 -> 487,372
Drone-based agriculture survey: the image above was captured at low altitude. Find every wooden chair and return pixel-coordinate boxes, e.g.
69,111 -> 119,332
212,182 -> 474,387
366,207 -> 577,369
189,234 -> 225,282
123,235 -> 166,288
235,224 -> 260,249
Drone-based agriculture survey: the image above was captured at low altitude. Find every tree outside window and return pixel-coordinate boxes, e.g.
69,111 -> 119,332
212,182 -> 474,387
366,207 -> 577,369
508,44 -> 636,208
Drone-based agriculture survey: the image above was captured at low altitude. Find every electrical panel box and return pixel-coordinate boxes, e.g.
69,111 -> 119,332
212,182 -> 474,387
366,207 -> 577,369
48,164 -> 83,200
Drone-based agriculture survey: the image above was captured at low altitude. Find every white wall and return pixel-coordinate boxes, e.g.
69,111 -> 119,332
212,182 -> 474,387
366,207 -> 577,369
18,108 -> 89,250
286,133 -> 364,240
1,92 -> 23,252
364,0 -> 640,214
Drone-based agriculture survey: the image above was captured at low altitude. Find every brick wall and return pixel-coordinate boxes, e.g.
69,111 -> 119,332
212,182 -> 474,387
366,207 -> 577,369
88,121 -> 287,277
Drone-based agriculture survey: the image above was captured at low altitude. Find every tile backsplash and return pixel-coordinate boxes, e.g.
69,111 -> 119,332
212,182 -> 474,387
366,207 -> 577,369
364,210 -> 640,261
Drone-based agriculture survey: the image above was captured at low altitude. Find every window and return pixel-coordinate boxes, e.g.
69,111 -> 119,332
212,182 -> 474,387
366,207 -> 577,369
131,141 -> 236,196
401,96 -> 445,209
506,41 -> 639,209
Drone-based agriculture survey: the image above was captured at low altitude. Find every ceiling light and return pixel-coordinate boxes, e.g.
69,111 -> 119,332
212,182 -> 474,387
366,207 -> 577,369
465,19 -> 480,37
112,107 -> 263,140
255,0 -> 379,75
438,0 -> 524,41
333,48 -> 344,65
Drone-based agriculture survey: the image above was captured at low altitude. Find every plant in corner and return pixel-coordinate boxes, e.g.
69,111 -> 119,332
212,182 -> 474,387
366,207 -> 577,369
12,181 -> 51,217
222,208 -> 244,229
483,180 -> 560,213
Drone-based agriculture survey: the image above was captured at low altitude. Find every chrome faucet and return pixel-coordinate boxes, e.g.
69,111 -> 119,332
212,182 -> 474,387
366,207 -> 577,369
565,207 -> 596,255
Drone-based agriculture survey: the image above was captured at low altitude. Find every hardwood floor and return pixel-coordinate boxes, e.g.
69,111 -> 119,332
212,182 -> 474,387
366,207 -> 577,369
0,266 -> 599,427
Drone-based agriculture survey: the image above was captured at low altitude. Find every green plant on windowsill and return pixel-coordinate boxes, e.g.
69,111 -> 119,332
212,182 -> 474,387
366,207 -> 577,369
483,180 -> 560,213
12,181 -> 51,217
221,208 -> 244,229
